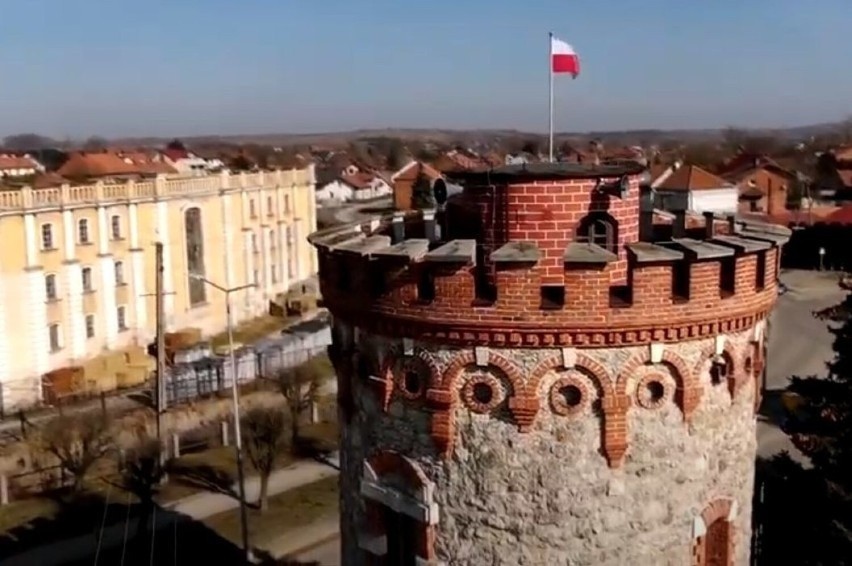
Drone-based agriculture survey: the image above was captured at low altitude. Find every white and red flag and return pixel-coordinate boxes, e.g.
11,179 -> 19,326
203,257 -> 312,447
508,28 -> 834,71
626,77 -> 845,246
550,35 -> 580,78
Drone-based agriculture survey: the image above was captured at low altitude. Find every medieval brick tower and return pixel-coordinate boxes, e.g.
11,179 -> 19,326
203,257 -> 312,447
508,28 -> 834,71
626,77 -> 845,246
313,163 -> 790,566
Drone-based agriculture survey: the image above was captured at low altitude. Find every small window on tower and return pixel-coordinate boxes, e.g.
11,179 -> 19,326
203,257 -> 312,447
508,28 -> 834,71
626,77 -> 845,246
577,212 -> 618,253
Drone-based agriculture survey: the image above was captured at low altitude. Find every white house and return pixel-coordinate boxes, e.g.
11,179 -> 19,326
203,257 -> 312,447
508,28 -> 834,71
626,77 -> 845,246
162,148 -> 224,175
0,154 -> 43,178
653,164 -> 738,215
316,173 -> 392,203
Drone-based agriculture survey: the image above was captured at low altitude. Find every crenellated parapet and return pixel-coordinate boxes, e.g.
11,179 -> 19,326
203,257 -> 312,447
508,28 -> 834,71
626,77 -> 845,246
312,186 -> 790,349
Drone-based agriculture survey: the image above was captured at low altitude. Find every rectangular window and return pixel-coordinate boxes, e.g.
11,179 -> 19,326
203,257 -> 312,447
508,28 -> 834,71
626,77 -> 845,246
417,269 -> 435,302
672,260 -> 691,302
48,324 -> 61,352
117,306 -> 127,331
78,219 -> 90,244
81,267 -> 93,291
45,274 -> 57,301
111,215 -> 122,239
250,199 -> 257,219
720,257 -> 736,298
269,230 -> 276,250
41,224 -> 54,250
253,269 -> 259,285
252,233 -> 259,254
270,264 -> 278,284
284,195 -> 291,214
286,226 -> 294,245
266,196 -> 274,216
114,261 -> 125,285
755,250 -> 767,291
540,286 -> 565,310
85,314 -> 95,339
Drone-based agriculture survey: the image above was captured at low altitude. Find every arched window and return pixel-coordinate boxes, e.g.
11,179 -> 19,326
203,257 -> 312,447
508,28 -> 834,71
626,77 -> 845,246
692,498 -> 735,566
577,212 -> 617,252
185,208 -> 207,306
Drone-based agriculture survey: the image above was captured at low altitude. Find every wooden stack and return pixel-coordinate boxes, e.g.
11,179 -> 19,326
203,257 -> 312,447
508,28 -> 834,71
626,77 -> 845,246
42,367 -> 86,404
116,345 -> 154,389
164,327 -> 203,363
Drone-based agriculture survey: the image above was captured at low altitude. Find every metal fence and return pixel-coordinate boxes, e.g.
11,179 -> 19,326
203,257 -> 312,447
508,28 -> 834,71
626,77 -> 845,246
163,318 -> 332,407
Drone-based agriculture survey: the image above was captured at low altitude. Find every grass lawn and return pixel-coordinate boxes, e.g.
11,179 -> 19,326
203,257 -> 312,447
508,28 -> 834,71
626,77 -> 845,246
0,497 -> 59,534
203,475 -> 338,549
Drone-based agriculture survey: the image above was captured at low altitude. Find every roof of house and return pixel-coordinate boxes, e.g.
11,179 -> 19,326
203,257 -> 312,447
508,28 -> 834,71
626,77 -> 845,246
0,154 -> 40,171
162,147 -> 191,162
655,164 -> 734,191
57,151 -> 142,178
339,172 -> 375,190
118,151 -> 178,175
833,146 -> 852,162
824,206 -> 852,224
391,160 -> 443,182
836,168 -> 852,188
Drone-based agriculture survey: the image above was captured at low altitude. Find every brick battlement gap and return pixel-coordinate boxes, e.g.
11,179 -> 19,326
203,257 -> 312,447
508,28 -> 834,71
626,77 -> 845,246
311,164 -> 791,347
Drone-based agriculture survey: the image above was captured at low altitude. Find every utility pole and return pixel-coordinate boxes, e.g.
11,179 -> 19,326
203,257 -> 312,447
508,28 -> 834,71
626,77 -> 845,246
155,242 -> 167,469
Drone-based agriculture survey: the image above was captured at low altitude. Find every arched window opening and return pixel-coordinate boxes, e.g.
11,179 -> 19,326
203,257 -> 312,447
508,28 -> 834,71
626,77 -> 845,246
704,518 -> 731,566
577,213 -> 618,253
185,208 -> 207,306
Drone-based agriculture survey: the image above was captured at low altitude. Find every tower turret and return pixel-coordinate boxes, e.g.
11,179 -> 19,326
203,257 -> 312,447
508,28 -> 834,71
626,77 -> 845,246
313,163 -> 790,566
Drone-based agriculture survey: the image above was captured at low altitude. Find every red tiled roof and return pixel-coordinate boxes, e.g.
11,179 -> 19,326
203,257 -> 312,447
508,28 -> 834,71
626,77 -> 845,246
0,154 -> 39,171
162,148 -> 190,162
836,168 -> 852,188
57,151 -> 141,178
824,206 -> 852,224
32,172 -> 68,188
656,164 -> 733,191
340,172 -> 374,190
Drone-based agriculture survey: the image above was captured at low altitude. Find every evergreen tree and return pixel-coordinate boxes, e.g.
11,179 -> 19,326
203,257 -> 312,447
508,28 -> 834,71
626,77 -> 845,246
780,292 -> 852,561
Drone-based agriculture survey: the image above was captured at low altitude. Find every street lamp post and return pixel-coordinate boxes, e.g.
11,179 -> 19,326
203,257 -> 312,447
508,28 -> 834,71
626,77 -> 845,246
190,274 -> 254,563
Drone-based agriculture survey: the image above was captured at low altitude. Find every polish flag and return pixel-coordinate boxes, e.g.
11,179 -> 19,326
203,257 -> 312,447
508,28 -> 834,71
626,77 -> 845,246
551,36 -> 580,78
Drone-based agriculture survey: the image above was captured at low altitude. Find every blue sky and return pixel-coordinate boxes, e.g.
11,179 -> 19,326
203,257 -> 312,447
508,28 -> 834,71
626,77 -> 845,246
1,0 -> 850,138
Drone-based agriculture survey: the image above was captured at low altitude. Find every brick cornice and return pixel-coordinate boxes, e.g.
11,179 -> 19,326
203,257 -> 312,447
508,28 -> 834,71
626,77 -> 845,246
327,302 -> 772,349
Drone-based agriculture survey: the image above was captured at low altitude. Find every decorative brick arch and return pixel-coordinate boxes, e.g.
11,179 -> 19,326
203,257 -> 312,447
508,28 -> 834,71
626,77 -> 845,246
528,351 -> 630,469
694,340 -> 744,402
375,344 -> 440,412
427,349 -> 528,457
361,451 -> 438,564
616,349 -> 702,422
691,497 -> 737,566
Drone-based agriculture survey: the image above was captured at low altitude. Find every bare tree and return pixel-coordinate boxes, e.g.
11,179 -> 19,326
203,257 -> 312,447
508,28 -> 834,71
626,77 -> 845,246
122,437 -> 164,537
242,407 -> 290,511
275,363 -> 323,446
39,413 -> 112,492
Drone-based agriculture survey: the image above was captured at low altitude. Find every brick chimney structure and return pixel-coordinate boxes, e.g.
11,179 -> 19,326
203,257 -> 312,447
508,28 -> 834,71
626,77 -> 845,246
312,163 -> 791,566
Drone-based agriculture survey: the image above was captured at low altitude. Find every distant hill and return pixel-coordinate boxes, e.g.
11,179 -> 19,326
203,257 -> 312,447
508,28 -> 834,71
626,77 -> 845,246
40,120 -> 852,150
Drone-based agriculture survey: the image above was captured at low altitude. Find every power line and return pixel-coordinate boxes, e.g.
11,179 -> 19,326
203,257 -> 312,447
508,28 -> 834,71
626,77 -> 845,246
92,479 -> 113,566
119,491 -> 132,566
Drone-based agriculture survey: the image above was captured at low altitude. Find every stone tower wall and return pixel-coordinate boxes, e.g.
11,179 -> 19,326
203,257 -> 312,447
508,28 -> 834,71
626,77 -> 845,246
314,174 -> 788,565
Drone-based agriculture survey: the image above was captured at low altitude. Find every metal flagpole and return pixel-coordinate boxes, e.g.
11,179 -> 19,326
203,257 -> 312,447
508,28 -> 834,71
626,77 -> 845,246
548,31 -> 554,163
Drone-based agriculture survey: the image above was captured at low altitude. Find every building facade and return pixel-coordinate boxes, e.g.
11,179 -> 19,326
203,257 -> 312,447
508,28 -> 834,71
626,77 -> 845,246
0,167 -> 317,409
314,163 -> 789,565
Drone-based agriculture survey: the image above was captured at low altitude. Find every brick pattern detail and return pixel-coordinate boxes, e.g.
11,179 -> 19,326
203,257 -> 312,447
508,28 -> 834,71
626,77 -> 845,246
377,346 -> 440,412
692,498 -> 735,566
634,373 -> 673,410
549,375 -> 592,417
461,373 -> 505,413
428,350 -> 530,456
617,349 -> 701,422
364,451 -> 437,562
694,341 -> 748,404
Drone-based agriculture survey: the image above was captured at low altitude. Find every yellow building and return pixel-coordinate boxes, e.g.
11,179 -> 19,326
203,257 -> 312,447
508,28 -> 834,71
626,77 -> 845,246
0,167 -> 318,409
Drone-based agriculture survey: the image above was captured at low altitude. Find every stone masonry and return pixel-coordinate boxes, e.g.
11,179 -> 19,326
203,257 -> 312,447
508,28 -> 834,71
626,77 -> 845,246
313,163 -> 789,565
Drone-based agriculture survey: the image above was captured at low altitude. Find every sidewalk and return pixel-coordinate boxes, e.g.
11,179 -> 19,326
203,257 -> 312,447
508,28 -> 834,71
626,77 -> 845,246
1,459 -> 339,566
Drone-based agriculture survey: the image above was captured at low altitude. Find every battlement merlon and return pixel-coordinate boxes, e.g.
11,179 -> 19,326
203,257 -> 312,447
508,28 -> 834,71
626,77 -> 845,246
310,165 -> 791,347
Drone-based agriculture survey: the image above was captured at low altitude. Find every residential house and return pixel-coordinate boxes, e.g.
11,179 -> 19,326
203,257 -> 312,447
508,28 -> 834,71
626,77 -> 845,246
57,151 -> 144,182
653,164 -> 738,215
391,160 -> 453,210
432,149 -> 491,173
716,153 -> 799,215
162,147 -> 223,175
813,146 -> 852,203
316,172 -> 392,202
0,167 -> 318,411
0,154 -> 44,178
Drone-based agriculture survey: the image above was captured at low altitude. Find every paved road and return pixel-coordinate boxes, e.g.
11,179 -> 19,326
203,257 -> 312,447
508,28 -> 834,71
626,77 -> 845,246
758,269 -> 845,459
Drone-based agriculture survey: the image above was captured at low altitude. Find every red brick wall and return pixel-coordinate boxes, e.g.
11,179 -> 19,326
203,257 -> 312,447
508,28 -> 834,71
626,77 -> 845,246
321,245 -> 779,333
448,177 -> 640,285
